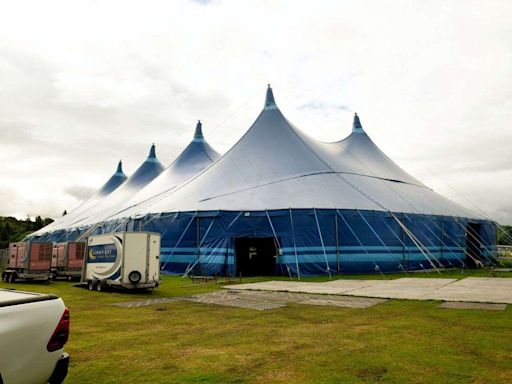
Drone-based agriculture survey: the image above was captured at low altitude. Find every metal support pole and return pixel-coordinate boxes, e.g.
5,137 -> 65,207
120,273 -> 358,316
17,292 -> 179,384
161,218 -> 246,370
313,208 -> 331,279
289,209 -> 300,280
196,217 -> 200,276
335,212 -> 340,274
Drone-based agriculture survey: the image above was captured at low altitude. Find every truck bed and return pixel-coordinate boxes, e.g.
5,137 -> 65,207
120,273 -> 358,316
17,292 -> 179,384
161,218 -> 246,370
0,289 -> 58,308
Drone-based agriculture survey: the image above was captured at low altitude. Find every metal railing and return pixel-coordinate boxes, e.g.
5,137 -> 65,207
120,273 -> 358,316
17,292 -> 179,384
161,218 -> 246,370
497,245 -> 512,257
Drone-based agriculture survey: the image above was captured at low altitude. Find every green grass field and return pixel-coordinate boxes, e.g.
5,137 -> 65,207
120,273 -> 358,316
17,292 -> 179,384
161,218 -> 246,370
2,270 -> 512,384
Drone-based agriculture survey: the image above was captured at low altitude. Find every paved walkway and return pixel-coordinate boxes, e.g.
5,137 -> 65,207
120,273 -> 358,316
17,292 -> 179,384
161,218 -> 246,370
225,277 -> 512,304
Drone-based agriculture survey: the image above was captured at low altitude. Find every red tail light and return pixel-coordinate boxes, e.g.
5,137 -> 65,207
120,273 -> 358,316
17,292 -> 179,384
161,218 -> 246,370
47,307 -> 70,352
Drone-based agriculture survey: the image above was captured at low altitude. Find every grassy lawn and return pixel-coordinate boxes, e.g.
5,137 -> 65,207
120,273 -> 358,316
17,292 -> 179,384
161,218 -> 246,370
2,270 -> 512,384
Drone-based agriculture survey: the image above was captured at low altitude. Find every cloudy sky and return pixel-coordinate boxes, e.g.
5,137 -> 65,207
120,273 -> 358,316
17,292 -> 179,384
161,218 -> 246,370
0,0 -> 511,224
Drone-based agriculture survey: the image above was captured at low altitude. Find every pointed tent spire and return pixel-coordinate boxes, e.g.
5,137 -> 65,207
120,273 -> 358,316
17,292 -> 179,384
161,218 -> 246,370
115,160 -> 124,175
352,113 -> 364,133
193,120 -> 204,142
148,143 -> 156,158
264,84 -> 277,110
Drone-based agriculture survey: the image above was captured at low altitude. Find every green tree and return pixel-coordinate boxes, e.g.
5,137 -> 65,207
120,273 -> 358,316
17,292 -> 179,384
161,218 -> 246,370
34,215 -> 44,230
498,225 -> 512,245
0,222 -> 11,248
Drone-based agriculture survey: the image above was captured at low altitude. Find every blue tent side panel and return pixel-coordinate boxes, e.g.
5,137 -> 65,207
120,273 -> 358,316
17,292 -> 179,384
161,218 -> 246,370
24,208 -> 497,277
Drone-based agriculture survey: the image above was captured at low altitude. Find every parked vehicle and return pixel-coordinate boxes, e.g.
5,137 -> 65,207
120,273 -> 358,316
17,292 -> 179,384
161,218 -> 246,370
0,289 -> 70,384
81,232 -> 160,291
2,242 -> 53,282
50,242 -> 85,280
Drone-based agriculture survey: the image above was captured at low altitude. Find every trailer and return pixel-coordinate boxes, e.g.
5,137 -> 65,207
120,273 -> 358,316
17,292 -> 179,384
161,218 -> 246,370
2,242 -> 53,282
81,232 -> 160,291
51,242 -> 85,280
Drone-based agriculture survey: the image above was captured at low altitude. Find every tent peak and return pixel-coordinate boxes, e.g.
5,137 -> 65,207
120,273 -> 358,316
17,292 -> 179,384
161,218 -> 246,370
115,160 -> 124,175
148,143 -> 157,159
264,84 -> 278,110
352,112 -> 364,133
193,120 -> 204,141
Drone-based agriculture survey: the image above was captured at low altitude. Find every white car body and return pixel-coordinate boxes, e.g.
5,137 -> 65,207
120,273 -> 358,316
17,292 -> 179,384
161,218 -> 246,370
0,289 -> 69,384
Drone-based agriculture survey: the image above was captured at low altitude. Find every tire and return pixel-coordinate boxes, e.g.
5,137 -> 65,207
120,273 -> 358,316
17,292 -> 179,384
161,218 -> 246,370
87,279 -> 94,291
95,280 -> 103,292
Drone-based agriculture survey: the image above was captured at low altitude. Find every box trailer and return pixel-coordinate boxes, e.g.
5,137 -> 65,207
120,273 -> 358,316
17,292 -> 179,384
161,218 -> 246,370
81,232 -> 160,291
51,242 -> 85,280
2,242 -> 53,282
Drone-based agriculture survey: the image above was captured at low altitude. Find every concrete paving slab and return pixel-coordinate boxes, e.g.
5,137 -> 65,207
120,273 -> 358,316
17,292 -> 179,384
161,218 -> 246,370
341,278 -> 458,300
320,279 -> 381,289
226,280 -> 379,295
425,277 -> 512,304
438,302 -> 507,311
383,278 -> 457,287
226,277 -> 512,304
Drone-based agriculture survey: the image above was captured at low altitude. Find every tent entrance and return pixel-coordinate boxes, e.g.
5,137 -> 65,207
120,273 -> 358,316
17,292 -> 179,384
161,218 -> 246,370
466,223 -> 482,267
235,237 -> 277,276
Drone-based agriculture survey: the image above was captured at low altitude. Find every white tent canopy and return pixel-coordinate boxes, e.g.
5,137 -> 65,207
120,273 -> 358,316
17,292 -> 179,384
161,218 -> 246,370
104,120 -> 220,220
116,86 -> 479,219
38,121 -> 221,232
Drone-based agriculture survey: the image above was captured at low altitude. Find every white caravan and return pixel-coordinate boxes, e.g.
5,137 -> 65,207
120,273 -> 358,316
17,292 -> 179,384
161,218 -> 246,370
81,232 -> 160,291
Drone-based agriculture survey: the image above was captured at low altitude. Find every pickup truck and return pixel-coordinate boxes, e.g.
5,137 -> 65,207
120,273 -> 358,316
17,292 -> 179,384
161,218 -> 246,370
0,289 -> 70,384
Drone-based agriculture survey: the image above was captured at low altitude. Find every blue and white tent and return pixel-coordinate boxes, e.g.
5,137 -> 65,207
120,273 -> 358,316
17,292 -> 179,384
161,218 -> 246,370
101,86 -> 496,276
30,86 -> 496,276
111,120 -> 221,220
31,144 -> 164,240
30,122 -> 220,242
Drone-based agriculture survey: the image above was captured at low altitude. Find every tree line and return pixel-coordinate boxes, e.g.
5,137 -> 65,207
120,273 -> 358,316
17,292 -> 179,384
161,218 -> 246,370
0,216 -> 54,249
498,225 -> 512,246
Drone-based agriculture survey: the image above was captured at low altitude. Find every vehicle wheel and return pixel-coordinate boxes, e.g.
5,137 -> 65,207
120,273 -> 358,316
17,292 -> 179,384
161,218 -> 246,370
87,280 -> 94,291
95,280 -> 103,292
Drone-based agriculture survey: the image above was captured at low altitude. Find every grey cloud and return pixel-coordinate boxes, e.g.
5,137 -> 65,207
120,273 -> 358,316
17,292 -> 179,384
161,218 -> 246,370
64,185 -> 96,201
190,0 -> 216,5
0,0 -> 510,225
299,100 -> 351,112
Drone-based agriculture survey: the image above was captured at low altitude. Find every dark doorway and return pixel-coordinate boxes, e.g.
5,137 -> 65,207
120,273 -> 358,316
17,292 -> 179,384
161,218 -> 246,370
235,237 -> 277,276
466,223 -> 482,268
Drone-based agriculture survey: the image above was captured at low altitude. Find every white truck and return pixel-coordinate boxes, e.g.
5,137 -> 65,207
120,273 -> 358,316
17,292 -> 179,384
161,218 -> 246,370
0,289 -> 70,384
81,232 -> 160,291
